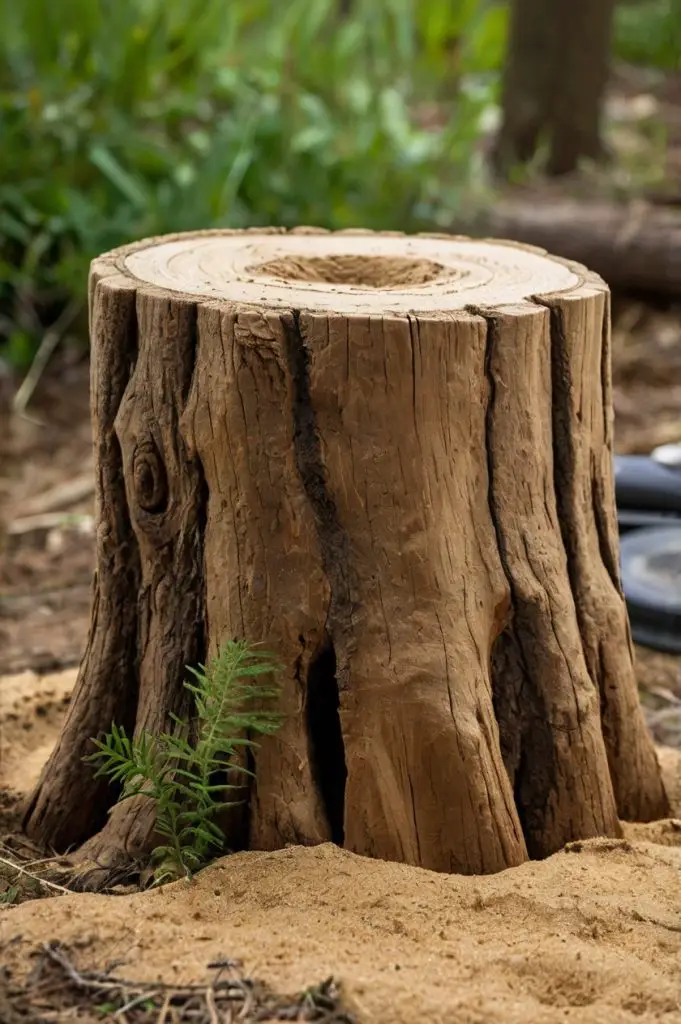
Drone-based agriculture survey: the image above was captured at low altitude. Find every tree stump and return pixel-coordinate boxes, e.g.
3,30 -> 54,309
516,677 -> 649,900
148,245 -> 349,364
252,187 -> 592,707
23,228 -> 668,880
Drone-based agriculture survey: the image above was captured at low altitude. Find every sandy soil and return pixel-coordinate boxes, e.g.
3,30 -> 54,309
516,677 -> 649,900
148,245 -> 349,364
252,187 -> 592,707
0,669 -> 74,798
3,836 -> 681,1024
1,668 -> 681,1023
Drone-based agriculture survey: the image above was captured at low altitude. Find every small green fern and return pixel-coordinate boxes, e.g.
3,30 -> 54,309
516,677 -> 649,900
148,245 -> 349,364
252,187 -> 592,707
86,641 -> 282,884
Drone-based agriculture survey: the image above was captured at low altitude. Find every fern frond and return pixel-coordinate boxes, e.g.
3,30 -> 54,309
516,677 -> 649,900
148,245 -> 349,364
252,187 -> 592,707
86,639 -> 282,884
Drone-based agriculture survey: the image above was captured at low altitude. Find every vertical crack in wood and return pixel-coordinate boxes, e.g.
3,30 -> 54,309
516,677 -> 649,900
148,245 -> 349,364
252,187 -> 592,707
281,309 -> 350,842
590,452 -> 621,597
542,295 -> 668,821
192,471 -> 209,728
591,294 -> 623,594
545,299 -> 618,722
490,629 -> 524,786
305,635 -> 346,845
481,312 -> 560,858
546,303 -> 583,601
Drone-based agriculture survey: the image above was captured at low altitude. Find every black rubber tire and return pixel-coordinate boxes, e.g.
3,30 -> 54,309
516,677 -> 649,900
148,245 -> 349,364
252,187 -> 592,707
619,526 -> 681,654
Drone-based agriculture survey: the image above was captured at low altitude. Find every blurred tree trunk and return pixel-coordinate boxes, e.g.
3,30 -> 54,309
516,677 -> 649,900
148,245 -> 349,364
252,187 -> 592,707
495,0 -> 617,176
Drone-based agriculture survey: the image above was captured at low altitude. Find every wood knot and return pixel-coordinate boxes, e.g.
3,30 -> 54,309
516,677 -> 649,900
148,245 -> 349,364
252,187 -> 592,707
132,442 -> 168,513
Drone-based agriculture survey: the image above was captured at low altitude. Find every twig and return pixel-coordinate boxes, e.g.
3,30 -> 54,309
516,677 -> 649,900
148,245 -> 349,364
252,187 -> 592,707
0,855 -> 73,896
18,471 -> 95,519
647,686 -> 681,706
43,944 -> 217,996
8,511 -> 94,537
205,984 -> 220,1024
631,909 -> 681,934
0,843 -> 73,876
12,300 -> 82,415
34,943 -> 357,1022
42,943 -> 96,987
155,991 -> 173,1024
116,989 -> 163,1017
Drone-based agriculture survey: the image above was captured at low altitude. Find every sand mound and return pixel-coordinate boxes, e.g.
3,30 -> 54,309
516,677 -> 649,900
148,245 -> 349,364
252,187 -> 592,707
0,669 -> 74,799
2,669 -> 681,1023
2,837 -> 681,1023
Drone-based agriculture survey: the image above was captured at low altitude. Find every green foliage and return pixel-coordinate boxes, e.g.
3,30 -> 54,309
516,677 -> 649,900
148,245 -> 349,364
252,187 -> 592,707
0,884 -> 20,905
0,0 -> 502,365
85,641 -> 282,885
4,0 -> 676,372
613,0 -> 681,71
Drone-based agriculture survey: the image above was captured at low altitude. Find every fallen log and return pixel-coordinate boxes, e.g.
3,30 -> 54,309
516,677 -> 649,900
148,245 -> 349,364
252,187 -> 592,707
464,197 -> 681,297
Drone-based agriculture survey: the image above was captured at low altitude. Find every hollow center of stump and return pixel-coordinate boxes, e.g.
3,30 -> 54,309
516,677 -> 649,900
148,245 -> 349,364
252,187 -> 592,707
250,254 -> 448,289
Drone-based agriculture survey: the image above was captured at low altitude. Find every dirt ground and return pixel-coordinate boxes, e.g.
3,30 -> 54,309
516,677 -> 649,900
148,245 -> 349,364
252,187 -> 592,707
3,832 -> 681,1023
1,673 -> 681,1023
0,294 -> 681,1021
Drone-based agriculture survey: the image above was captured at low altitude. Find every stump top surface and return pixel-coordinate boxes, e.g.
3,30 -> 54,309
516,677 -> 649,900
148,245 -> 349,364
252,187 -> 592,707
114,229 -> 584,314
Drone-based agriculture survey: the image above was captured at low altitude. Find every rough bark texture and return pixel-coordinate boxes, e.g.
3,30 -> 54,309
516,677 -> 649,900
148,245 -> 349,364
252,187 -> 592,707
496,0 -> 616,176
23,228 -> 668,882
464,196 -> 681,298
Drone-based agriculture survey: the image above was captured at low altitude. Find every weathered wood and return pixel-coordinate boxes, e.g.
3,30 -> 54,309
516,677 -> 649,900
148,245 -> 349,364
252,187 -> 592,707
23,274 -> 142,854
23,228 -> 669,881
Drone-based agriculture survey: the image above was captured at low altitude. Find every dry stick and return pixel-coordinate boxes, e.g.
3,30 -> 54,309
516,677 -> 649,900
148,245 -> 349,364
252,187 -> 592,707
647,687 -> 681,706
7,511 -> 92,535
0,845 -> 73,876
38,944 -> 355,1022
156,992 -> 173,1024
205,985 -> 220,1024
116,989 -> 163,1017
18,472 -> 95,518
12,299 -> 82,416
0,855 -> 73,895
43,943 -> 241,998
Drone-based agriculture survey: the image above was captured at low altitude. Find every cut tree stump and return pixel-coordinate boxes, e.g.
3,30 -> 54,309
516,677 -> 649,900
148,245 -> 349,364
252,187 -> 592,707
23,228 -> 669,881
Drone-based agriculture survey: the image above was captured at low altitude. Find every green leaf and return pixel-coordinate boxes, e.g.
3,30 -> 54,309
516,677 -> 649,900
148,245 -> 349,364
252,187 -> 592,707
89,145 -> 149,208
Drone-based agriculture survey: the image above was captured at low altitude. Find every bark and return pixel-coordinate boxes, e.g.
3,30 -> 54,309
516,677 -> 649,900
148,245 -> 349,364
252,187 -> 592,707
23,228 -> 668,884
495,0 -> 556,169
496,0 -> 617,176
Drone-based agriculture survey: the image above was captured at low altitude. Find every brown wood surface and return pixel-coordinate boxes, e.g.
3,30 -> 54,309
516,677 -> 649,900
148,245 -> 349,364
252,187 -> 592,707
23,228 -> 669,883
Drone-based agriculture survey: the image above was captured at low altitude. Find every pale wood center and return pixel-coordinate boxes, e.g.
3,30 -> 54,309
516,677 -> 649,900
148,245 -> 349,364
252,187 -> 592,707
122,231 -> 581,313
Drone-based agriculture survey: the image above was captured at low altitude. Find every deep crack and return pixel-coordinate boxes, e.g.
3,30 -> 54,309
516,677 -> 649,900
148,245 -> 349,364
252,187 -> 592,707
479,309 -> 559,858
282,311 -> 351,842
306,636 -> 346,845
